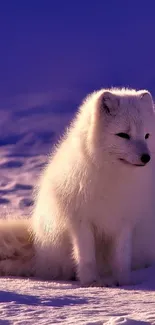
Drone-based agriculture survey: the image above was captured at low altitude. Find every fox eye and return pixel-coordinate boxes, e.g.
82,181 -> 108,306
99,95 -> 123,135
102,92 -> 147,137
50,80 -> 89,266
145,133 -> 150,139
116,133 -> 130,140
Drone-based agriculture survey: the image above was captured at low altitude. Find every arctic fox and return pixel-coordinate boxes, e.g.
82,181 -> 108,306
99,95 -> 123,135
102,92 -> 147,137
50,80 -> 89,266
1,87 -> 155,286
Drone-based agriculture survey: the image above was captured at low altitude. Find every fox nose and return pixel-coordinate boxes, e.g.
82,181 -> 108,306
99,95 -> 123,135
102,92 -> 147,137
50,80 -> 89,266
141,153 -> 151,164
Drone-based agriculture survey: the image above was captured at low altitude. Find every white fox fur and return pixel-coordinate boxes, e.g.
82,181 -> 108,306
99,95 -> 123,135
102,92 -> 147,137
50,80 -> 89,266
0,218 -> 34,276
1,87 -> 155,286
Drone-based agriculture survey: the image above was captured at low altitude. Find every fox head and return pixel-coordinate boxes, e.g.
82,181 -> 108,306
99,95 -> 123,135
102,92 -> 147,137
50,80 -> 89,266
87,88 -> 155,168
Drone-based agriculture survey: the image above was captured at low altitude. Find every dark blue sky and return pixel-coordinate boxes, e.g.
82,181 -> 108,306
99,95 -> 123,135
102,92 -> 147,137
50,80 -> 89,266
0,0 -> 155,103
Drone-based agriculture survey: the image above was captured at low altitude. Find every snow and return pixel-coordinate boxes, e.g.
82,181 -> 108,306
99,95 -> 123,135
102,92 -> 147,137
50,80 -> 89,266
0,266 -> 155,324
0,94 -> 155,324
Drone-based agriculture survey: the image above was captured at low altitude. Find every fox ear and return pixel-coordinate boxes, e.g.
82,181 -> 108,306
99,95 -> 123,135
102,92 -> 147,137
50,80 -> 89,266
140,91 -> 152,102
100,91 -> 119,116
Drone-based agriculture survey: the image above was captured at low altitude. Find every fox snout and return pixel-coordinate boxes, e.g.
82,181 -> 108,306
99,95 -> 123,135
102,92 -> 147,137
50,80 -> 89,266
119,141 -> 151,167
134,140 -> 151,166
140,153 -> 150,165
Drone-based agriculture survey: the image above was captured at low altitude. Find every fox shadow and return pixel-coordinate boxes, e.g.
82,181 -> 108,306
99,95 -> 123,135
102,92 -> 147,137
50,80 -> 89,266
0,290 -> 87,307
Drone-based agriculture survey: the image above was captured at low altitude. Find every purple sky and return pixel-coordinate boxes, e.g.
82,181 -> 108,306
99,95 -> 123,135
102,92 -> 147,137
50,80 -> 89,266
0,0 -> 155,104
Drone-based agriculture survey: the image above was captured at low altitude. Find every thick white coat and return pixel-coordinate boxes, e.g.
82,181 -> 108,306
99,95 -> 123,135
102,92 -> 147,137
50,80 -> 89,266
32,88 -> 155,286
0,88 -> 155,286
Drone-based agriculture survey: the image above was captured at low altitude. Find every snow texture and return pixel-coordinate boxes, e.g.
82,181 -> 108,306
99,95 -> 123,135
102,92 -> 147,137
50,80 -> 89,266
0,266 -> 155,324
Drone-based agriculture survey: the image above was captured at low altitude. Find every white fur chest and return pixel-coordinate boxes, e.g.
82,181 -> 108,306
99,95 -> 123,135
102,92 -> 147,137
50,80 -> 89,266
79,162 -> 154,236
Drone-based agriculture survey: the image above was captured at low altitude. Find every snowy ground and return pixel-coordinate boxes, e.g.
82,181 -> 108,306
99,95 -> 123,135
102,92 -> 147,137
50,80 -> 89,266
0,267 -> 155,324
0,95 -> 155,324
